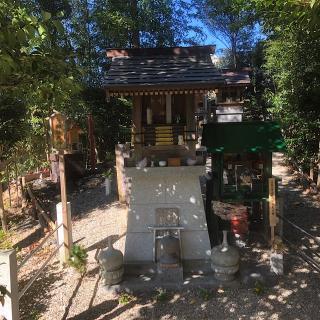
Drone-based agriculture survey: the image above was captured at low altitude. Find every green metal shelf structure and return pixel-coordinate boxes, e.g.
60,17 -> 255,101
201,121 -> 285,245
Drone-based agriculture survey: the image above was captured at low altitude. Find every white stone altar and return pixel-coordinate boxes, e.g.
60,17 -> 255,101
123,166 -> 211,263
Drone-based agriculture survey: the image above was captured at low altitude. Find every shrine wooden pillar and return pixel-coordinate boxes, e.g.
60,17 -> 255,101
132,96 -> 142,160
186,94 -> 196,157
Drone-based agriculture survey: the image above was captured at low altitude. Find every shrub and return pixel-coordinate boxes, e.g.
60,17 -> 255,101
68,244 -> 88,275
0,230 -> 12,250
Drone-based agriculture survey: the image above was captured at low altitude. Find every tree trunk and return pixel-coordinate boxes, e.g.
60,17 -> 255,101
6,165 -> 11,207
231,33 -> 237,70
130,0 -> 140,48
0,172 -> 7,231
14,154 -> 19,207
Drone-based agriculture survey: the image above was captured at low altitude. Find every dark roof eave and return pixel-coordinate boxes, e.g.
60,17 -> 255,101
106,45 -> 216,58
105,81 -> 225,92
223,82 -> 251,87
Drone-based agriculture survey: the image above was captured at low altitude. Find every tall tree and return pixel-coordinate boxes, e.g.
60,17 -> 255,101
195,0 -> 256,69
66,0 -> 203,159
244,0 -> 320,173
243,41 -> 272,121
0,0 -> 81,176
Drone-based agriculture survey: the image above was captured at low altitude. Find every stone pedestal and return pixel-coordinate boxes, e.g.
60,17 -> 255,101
124,166 -> 211,264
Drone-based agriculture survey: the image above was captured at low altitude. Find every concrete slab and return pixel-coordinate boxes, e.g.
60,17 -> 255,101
101,272 -> 240,295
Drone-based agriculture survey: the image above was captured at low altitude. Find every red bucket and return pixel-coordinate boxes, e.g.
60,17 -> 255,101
231,208 -> 248,239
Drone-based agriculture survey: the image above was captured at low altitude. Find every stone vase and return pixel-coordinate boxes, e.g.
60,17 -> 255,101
211,230 -> 240,281
98,238 -> 124,285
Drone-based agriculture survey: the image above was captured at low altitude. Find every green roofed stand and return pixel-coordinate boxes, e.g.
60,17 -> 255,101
201,121 -> 285,154
201,121 -> 285,203
201,121 -> 285,245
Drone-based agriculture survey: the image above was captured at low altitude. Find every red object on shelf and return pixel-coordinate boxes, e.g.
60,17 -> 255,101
231,208 -> 248,238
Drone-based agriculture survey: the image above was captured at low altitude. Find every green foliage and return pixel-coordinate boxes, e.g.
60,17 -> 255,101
0,0 -> 81,162
253,280 -> 264,295
0,94 -> 27,155
28,308 -> 41,320
155,288 -> 168,302
0,229 -> 13,250
118,292 -> 135,305
102,169 -> 113,179
0,0 -> 205,169
195,0 -> 257,69
243,41 -> 272,121
84,88 -> 132,160
68,244 -> 88,274
198,287 -> 214,301
239,0 -> 320,171
7,0 -> 318,178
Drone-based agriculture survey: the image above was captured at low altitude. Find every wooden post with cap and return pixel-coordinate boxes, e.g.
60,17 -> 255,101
50,112 -> 73,264
58,151 -> 72,263
268,177 -> 278,245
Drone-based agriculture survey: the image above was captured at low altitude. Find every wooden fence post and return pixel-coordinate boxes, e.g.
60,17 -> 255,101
0,249 -> 19,320
58,153 -> 72,264
56,202 -> 72,265
268,177 -> 278,245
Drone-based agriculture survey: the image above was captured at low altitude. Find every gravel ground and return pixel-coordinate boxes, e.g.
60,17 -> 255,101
16,155 -> 320,320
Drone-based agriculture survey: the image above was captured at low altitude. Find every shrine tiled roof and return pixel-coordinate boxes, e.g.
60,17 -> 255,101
221,69 -> 251,86
105,46 -> 226,96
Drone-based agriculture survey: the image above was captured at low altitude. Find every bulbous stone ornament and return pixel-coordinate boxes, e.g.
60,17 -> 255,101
98,237 -> 124,285
211,230 -> 240,281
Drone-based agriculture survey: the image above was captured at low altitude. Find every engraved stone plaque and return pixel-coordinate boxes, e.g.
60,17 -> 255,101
155,208 -> 179,226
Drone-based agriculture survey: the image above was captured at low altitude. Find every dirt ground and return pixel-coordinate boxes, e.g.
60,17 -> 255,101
9,154 -> 320,319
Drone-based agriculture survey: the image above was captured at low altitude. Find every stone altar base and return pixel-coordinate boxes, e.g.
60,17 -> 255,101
124,166 -> 211,262
101,272 -> 240,295
157,264 -> 184,283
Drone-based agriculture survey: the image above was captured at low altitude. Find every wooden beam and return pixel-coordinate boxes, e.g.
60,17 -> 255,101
166,94 -> 172,124
26,185 -> 55,230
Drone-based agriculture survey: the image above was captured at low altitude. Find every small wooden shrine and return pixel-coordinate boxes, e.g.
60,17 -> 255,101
106,46 -> 225,164
48,112 -> 85,182
106,46 -> 226,272
211,68 -> 251,122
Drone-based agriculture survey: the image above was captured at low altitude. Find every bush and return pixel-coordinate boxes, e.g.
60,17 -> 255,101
68,244 -> 88,274
0,229 -> 12,250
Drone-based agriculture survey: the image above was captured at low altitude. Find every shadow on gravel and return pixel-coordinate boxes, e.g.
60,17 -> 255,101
19,261 -> 63,320
61,275 -> 86,320
14,227 -> 44,251
66,299 -> 121,320
70,185 -> 118,218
